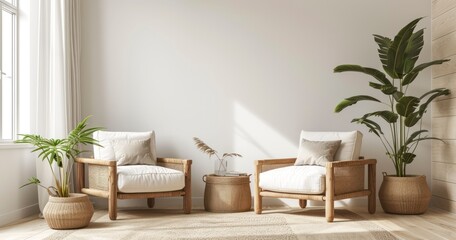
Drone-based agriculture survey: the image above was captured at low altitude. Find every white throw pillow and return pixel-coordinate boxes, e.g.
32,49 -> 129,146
294,139 -> 341,166
93,131 -> 157,165
111,139 -> 154,165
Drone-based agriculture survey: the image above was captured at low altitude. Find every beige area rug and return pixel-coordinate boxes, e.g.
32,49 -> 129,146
37,209 -> 397,240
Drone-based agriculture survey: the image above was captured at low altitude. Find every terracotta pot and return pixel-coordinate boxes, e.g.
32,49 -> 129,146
43,193 -> 94,229
379,174 -> 431,214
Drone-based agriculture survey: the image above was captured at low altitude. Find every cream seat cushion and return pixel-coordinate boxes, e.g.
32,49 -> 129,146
117,165 -> 185,193
259,165 -> 326,194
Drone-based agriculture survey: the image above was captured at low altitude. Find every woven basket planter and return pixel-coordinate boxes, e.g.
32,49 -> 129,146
379,175 -> 431,214
43,193 -> 94,229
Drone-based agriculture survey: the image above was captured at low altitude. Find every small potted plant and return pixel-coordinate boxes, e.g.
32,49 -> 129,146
193,137 -> 242,176
16,116 -> 103,229
333,17 -> 450,214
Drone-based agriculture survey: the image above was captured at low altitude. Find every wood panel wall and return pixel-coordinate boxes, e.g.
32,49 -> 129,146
432,0 -> 456,213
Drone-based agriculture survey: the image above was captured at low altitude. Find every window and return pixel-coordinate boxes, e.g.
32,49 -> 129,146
0,0 -> 16,141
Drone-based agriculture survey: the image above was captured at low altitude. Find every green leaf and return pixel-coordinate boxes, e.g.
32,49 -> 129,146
403,29 -> 424,74
408,137 -> 444,145
363,110 -> 398,123
393,91 -> 404,101
405,130 -> 428,145
368,82 -> 397,95
373,34 -> 394,77
335,95 -> 381,113
334,64 -> 392,85
418,88 -> 451,114
381,85 -> 397,95
403,153 -> 416,164
20,177 -> 41,188
404,112 -> 421,127
402,59 -> 450,85
351,118 -> 383,136
388,17 -> 422,79
396,96 -> 419,117
369,82 -> 383,89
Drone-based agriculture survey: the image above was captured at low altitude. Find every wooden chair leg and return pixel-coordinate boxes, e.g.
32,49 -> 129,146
183,193 -> 192,214
109,197 -> 117,220
183,162 -> 192,214
254,162 -> 262,214
75,162 -> 84,193
325,165 -> 334,222
325,199 -> 334,222
109,165 -> 118,220
254,193 -> 262,214
299,199 -> 307,208
147,198 -> 155,208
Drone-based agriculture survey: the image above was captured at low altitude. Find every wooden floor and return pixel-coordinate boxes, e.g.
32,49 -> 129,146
1,207 -> 456,239
353,207 -> 456,240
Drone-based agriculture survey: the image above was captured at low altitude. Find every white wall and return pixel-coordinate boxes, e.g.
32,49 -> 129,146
80,0 -> 432,208
0,147 -> 38,226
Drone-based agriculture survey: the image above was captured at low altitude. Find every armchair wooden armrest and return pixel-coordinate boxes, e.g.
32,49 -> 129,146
157,157 -> 192,165
255,158 -> 296,166
255,158 -> 296,174
75,157 -> 116,166
327,159 -> 376,168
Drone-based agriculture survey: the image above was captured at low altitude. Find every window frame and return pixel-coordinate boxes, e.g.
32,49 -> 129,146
0,0 -> 17,142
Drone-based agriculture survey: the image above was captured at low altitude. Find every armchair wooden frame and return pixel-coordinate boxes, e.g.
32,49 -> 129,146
75,157 -> 192,220
254,158 -> 376,222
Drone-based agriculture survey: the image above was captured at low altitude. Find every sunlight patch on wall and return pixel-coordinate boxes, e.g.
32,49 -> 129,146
232,101 -> 297,171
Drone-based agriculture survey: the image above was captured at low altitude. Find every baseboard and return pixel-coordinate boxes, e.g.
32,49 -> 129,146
431,195 -> 456,213
0,204 -> 40,227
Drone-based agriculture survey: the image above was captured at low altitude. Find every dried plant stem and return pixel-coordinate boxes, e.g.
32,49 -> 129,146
193,137 -> 242,175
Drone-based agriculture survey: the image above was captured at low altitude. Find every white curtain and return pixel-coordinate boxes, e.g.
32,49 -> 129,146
35,0 -> 81,213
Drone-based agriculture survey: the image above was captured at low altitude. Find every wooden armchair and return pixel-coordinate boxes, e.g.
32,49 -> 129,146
74,131 -> 192,220
253,131 -> 376,222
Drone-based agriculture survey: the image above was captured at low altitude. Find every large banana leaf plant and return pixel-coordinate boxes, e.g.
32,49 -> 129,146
334,17 -> 450,177
15,116 -> 103,197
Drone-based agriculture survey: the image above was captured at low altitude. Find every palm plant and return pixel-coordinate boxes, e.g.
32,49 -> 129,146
16,116 -> 103,197
334,17 -> 450,177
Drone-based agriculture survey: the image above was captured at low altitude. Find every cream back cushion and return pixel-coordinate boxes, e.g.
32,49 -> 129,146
295,139 -> 341,166
111,139 -> 154,165
299,131 -> 362,161
93,131 -> 157,165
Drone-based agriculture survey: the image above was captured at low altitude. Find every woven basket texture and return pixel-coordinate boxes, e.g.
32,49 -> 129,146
43,193 -> 94,229
379,175 -> 431,214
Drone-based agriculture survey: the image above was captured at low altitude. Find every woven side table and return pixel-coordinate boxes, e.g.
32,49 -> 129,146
203,174 -> 251,212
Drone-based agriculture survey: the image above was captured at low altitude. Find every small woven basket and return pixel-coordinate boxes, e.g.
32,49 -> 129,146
43,193 -> 94,229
